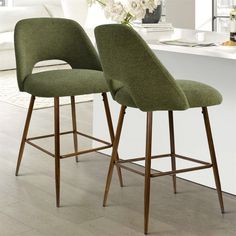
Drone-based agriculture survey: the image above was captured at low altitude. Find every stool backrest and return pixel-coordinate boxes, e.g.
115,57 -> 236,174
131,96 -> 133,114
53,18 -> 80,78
14,18 -> 102,91
95,24 -> 189,111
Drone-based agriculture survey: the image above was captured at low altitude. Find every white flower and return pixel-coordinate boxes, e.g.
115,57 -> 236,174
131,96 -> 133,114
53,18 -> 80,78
127,0 -> 146,19
104,0 -> 127,22
154,0 -> 162,6
89,0 -> 162,23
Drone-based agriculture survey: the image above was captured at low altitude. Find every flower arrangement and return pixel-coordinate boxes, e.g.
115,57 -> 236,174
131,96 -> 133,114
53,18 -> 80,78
88,0 -> 162,25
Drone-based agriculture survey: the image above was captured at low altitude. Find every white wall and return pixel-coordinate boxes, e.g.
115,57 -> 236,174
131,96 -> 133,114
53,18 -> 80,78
195,0 -> 212,30
85,3 -> 108,28
166,0 -> 212,31
166,0 -> 195,29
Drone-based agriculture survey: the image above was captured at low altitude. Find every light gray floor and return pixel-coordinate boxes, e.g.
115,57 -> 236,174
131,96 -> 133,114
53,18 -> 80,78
0,100 -> 235,236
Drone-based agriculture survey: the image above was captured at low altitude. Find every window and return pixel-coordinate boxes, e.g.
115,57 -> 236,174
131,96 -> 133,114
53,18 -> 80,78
213,0 -> 236,32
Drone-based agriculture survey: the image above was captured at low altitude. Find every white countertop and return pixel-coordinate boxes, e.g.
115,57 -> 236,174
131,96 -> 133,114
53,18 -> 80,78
137,28 -> 236,60
88,27 -> 236,60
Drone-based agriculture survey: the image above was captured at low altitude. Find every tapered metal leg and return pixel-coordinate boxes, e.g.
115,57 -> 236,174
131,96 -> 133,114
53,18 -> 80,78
144,112 -> 153,235
168,111 -> 177,194
54,97 -> 61,207
202,107 -> 224,213
102,93 -> 124,187
103,105 -> 126,207
71,96 -> 79,163
15,96 -> 35,176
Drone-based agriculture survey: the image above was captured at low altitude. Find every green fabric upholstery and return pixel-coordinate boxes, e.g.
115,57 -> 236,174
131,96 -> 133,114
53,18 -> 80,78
23,69 -> 108,97
177,80 -> 222,108
114,80 -> 222,109
95,24 -> 222,111
14,18 -> 106,97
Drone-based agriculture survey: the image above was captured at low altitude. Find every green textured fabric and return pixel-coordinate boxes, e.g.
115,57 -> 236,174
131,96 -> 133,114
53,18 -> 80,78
23,69 -> 108,97
95,24 -> 222,111
114,80 -> 222,109
176,80 -> 222,108
14,18 -> 104,96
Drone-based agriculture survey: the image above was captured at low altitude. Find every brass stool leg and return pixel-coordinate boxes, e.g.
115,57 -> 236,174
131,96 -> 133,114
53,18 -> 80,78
54,97 -> 61,207
71,96 -> 79,163
103,105 -> 126,206
15,95 -> 35,176
168,111 -> 177,194
144,112 -> 153,235
102,93 -> 124,187
202,107 -> 224,213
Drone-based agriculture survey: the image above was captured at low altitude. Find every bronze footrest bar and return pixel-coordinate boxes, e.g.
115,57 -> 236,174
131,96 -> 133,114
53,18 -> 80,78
26,140 -> 55,157
115,153 -> 213,178
151,164 -> 212,178
25,130 -> 112,159
61,144 -> 112,159
27,131 -> 74,141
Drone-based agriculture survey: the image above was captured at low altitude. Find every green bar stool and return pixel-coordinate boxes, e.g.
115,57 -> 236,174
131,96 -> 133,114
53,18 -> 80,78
14,18 -> 123,207
95,24 -> 224,234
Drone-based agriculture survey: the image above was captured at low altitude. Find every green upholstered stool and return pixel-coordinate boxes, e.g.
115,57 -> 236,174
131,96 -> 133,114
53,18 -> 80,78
14,18 -> 123,207
95,24 -> 224,234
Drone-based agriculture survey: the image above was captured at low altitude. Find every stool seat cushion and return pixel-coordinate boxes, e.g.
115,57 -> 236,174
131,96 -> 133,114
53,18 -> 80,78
115,80 -> 222,110
23,69 -> 109,97
177,80 -> 222,108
